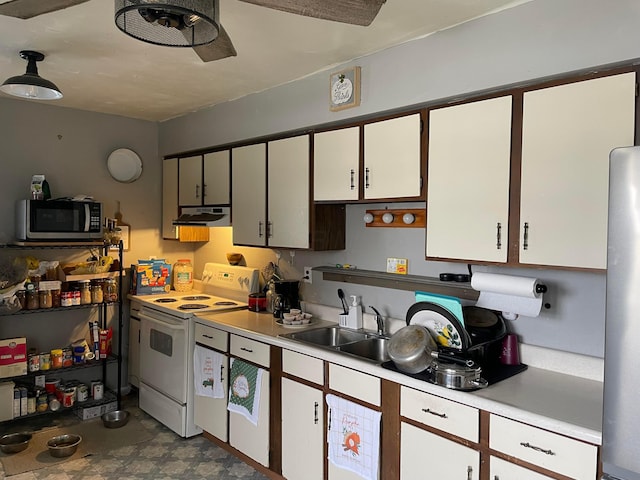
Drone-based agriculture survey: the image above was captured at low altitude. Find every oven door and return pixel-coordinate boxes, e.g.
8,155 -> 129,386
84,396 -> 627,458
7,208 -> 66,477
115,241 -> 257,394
139,308 -> 188,404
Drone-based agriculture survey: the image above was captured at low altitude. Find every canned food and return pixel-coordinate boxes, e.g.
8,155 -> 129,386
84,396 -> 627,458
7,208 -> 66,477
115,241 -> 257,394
77,384 -> 88,402
27,393 -> 36,414
45,378 -> 60,394
40,352 -> 51,370
91,380 -> 103,400
28,353 -> 40,372
62,348 -> 73,367
62,388 -> 75,408
61,291 -> 73,307
37,393 -> 48,412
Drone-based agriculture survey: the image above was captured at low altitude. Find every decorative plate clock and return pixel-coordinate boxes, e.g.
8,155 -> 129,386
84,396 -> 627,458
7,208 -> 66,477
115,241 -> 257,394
329,66 -> 361,111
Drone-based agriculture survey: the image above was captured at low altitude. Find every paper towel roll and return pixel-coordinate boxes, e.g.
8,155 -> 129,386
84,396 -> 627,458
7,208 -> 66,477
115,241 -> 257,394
471,272 -> 543,318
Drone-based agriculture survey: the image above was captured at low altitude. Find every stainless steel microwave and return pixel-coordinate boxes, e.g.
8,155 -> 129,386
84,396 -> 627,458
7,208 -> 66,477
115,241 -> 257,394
15,199 -> 103,241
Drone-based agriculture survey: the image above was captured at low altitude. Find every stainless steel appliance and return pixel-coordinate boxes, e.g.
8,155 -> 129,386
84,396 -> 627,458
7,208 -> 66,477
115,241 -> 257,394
172,206 -> 231,227
134,262 -> 259,438
602,146 -> 640,480
15,199 -> 103,241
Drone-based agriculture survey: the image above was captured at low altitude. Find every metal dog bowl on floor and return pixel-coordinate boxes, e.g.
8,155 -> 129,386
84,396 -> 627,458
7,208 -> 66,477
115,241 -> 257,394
0,432 -> 32,454
47,434 -> 81,458
101,409 -> 130,428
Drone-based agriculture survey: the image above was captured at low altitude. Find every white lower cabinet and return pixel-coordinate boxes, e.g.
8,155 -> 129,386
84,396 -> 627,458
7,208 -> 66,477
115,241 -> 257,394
400,422 -> 479,480
490,456 -> 554,480
281,378 -> 324,480
228,335 -> 270,467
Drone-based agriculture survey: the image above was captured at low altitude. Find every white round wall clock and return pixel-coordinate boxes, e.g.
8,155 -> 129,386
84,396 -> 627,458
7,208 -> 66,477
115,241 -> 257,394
107,148 -> 143,183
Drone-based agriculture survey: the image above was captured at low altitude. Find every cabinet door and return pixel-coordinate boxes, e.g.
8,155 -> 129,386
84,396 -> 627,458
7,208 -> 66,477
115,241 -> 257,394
203,150 -> 230,205
193,353 -> 228,441
162,158 -> 179,240
490,456 -> 554,480
178,155 -> 203,206
400,422 -> 479,480
128,314 -> 140,388
281,378 -> 324,480
520,72 -> 635,269
268,135 -> 310,248
232,144 -> 267,246
363,113 -> 422,200
228,361 -> 270,466
427,96 -> 512,262
314,127 -> 360,201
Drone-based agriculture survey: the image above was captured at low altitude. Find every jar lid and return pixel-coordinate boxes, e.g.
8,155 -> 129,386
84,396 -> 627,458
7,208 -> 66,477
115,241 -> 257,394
51,349 -> 63,354
176,259 -> 191,263
77,279 -> 91,284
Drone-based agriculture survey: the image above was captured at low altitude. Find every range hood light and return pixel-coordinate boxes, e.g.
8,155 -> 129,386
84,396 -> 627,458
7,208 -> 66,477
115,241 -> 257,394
173,206 -> 231,227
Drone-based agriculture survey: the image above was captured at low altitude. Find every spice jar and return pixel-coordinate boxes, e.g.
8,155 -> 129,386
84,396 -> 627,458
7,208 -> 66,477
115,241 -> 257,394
16,289 -> 26,309
78,280 -> 91,305
103,278 -> 118,303
50,349 -> 63,369
51,288 -> 61,308
39,289 -> 52,309
26,290 -> 39,310
172,259 -> 193,292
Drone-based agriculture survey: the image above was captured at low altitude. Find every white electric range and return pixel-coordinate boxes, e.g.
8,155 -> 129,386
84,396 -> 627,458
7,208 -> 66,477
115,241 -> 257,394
133,263 -> 259,437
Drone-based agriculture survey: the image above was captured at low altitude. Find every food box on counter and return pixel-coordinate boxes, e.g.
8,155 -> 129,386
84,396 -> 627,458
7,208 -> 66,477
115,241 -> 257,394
0,337 -> 27,379
130,260 -> 172,295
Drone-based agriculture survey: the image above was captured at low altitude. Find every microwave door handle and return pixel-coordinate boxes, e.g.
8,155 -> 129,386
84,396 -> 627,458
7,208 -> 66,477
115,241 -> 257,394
83,203 -> 91,232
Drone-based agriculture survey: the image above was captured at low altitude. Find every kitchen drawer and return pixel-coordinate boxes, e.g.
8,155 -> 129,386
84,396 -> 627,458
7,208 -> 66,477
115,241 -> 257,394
194,322 -> 228,352
329,363 -> 380,407
489,414 -> 598,480
230,334 -> 270,368
490,456 -> 555,480
400,386 -> 479,442
282,349 -> 324,385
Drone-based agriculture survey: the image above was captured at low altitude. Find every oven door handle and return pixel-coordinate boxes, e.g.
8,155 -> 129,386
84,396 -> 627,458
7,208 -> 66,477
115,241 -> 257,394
139,311 -> 185,330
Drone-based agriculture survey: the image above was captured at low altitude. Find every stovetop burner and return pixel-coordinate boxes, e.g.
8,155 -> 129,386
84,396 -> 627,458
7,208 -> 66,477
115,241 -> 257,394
155,298 -> 178,303
181,295 -> 211,301
178,303 -> 209,310
214,301 -> 237,306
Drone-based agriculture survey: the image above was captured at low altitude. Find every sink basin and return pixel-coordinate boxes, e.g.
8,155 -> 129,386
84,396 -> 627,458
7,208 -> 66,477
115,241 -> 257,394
283,326 -> 370,347
280,326 -> 389,364
338,337 -> 390,363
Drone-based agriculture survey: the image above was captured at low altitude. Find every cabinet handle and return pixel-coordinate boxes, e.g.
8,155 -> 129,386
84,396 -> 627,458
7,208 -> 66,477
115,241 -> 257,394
203,183 -> 207,199
258,221 -> 264,238
350,169 -> 355,190
202,334 -> 214,339
314,401 -> 319,424
523,222 -> 529,250
328,407 -> 332,430
520,442 -> 555,456
240,347 -> 254,353
496,222 -> 502,250
422,408 -> 447,418
220,364 -> 224,383
195,184 -> 200,199
467,465 -> 472,480
365,167 -> 370,189
267,221 -> 273,238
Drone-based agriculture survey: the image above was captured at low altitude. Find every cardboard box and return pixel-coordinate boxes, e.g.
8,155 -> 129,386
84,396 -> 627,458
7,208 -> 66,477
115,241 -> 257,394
0,337 -> 27,379
0,381 -> 14,422
130,261 -> 172,295
74,393 -> 117,420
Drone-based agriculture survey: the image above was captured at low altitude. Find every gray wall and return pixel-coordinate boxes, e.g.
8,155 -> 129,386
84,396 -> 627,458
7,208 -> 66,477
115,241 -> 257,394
159,0 -> 640,358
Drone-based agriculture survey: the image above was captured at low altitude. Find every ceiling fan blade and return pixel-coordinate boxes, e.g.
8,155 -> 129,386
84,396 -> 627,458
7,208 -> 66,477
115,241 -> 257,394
239,0 -> 386,26
191,26 -> 237,62
0,0 -> 90,19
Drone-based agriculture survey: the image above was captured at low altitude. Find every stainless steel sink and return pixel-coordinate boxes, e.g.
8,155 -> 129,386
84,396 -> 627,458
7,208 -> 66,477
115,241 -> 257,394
338,337 -> 390,363
280,326 -> 389,364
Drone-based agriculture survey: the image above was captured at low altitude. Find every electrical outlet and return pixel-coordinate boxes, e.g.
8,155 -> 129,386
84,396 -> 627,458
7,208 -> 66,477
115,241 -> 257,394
303,266 -> 313,284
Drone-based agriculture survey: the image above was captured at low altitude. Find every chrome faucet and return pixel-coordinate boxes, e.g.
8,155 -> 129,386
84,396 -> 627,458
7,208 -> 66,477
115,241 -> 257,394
369,306 -> 384,335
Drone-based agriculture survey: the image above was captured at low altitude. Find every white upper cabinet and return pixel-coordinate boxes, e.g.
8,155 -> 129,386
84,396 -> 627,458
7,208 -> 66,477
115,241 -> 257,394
364,113 -> 423,200
178,155 -> 202,206
426,96 -> 513,263
519,72 -> 636,269
203,150 -> 230,205
314,126 -> 360,201
232,143 -> 267,246
162,158 -> 179,240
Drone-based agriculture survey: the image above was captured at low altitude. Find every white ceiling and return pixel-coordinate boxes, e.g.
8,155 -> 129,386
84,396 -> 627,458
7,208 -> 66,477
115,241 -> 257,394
0,0 -> 528,122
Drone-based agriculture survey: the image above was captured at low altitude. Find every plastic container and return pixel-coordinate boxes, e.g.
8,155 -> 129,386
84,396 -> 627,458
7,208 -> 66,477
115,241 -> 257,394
50,349 -> 63,369
172,259 -> 193,292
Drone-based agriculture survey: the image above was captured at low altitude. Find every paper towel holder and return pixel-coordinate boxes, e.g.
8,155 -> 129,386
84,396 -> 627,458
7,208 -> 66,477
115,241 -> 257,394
536,284 -> 548,294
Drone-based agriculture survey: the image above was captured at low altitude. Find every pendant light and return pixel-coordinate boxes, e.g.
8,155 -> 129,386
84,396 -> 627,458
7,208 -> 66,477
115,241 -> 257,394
0,50 -> 63,100
114,0 -> 219,47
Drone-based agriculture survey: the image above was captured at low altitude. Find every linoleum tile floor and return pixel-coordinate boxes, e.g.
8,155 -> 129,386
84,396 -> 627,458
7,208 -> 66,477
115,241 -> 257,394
1,392 -> 269,480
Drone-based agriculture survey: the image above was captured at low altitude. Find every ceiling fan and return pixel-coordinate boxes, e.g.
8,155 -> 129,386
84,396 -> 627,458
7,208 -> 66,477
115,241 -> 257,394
0,0 -> 387,63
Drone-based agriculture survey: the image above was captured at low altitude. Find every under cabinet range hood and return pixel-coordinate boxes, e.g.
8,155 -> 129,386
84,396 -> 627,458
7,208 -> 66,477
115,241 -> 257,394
173,206 -> 231,227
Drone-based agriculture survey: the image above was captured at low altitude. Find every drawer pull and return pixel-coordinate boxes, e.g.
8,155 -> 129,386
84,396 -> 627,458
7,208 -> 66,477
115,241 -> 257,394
422,408 -> 447,419
520,442 -> 555,456
467,465 -> 472,480
314,401 -> 319,425
240,347 -> 254,353
220,365 -> 224,382
202,334 -> 214,339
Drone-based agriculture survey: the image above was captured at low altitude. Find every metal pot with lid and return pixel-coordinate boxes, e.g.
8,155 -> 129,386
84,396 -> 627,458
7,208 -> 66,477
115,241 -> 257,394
428,359 -> 488,391
387,324 -> 437,374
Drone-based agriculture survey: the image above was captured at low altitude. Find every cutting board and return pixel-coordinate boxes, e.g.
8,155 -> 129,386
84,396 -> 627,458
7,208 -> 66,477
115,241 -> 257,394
414,291 -> 465,326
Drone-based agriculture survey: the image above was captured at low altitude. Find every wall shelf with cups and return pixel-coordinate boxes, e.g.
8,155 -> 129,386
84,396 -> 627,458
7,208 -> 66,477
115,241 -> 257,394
363,208 -> 426,228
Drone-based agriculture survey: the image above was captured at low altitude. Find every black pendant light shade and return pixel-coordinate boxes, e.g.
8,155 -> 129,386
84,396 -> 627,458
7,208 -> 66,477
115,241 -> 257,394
114,0 -> 220,47
0,50 -> 63,100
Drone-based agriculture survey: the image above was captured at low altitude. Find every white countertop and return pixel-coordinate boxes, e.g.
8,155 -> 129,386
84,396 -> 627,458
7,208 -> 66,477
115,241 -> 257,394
194,309 -> 603,445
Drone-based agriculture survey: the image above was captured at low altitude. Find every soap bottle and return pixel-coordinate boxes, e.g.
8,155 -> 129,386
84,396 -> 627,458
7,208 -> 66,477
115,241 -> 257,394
347,295 -> 363,329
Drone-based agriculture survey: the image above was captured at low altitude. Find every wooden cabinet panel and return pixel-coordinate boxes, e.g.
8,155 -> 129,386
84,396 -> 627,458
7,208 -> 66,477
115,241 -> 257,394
231,143 -> 267,246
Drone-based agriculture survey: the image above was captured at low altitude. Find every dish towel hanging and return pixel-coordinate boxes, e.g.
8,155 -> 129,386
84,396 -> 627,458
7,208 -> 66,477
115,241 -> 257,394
193,345 -> 225,399
227,358 -> 264,426
326,393 -> 381,480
